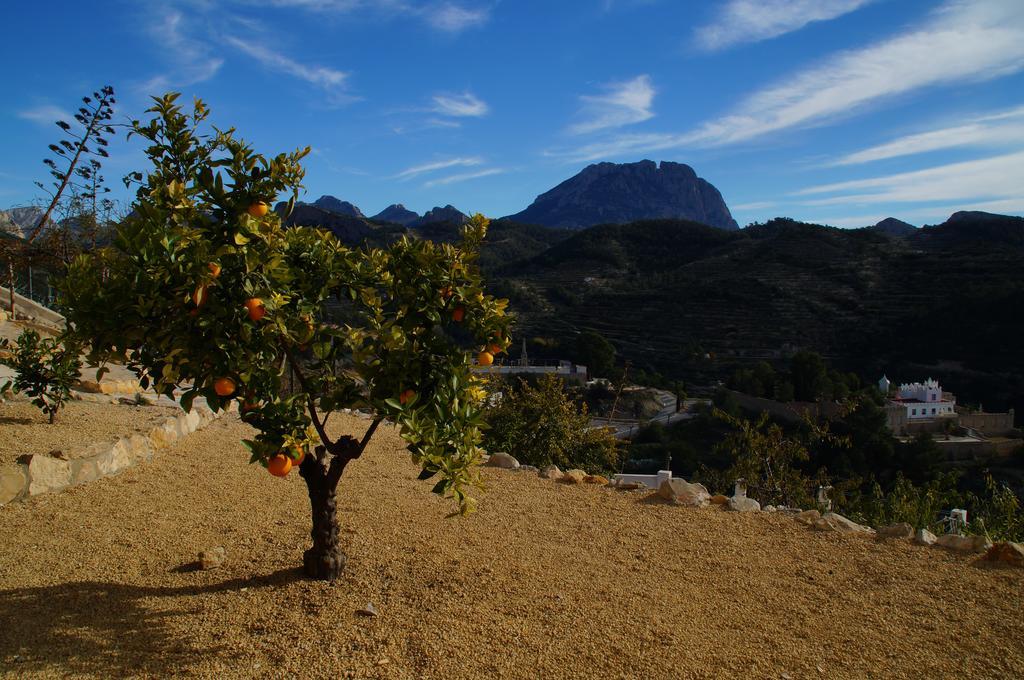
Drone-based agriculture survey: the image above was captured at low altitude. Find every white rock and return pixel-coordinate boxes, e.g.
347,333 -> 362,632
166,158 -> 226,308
914,528 -> 937,546
27,454 -> 72,496
727,496 -> 761,513
357,602 -> 379,617
484,452 -> 520,470
538,465 -> 562,480
878,522 -> 915,539
199,546 -> 226,570
822,512 -> 874,534
562,469 -> 587,484
812,518 -> 835,532
658,479 -> 711,507
794,509 -> 821,525
936,533 -> 992,553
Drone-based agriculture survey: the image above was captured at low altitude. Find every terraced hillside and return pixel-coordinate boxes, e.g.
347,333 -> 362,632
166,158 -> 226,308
491,213 -> 1024,418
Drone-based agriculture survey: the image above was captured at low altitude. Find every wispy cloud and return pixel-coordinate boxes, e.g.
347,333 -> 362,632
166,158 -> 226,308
224,36 -> 348,89
421,2 -> 489,32
138,9 -> 224,93
569,75 -> 655,135
18,105 -> 74,126
394,156 -> 484,180
432,92 -> 489,117
423,167 -> 504,187
829,105 -> 1024,165
794,151 -> 1024,206
549,0 -> 1024,163
695,0 -> 877,51
237,0 -> 489,33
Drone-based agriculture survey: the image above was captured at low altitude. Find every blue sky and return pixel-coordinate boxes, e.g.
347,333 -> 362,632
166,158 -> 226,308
2,0 -> 1023,228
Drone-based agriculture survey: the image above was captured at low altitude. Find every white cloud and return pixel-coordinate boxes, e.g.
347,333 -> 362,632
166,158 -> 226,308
695,0 -> 877,51
423,167 -> 504,187
549,0 -> 1024,162
394,156 -> 484,179
830,105 -> 1024,165
794,151 -> 1024,206
732,201 -> 777,211
224,36 -> 348,89
421,2 -> 489,32
432,92 -> 489,117
18,105 -> 74,126
569,75 -> 655,135
139,9 -> 223,93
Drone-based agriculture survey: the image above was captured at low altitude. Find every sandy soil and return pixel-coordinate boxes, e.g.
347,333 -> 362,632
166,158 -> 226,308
0,412 -> 1021,679
0,398 -> 181,467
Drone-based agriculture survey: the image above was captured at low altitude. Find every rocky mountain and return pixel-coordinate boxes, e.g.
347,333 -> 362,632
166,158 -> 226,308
411,205 -> 468,227
0,207 -> 49,240
311,196 -> 364,218
503,160 -> 739,231
275,202 -> 375,243
869,217 -> 916,238
372,204 -> 420,226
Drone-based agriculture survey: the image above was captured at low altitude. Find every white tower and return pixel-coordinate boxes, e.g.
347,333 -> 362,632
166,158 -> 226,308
878,375 -> 891,394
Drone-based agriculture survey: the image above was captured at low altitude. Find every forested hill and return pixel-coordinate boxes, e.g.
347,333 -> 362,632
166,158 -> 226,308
488,213 -> 1024,419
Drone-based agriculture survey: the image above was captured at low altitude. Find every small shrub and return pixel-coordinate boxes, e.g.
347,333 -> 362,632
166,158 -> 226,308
482,374 -> 621,473
0,329 -> 82,424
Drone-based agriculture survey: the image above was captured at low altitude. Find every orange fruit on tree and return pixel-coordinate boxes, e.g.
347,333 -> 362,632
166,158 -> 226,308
194,283 -> 209,308
244,297 -> 266,322
477,351 -> 494,367
451,306 -> 465,323
208,262 -> 222,278
440,286 -> 453,300
213,376 -> 236,397
291,445 -> 306,467
487,342 -> 502,355
267,454 -> 292,477
399,388 -> 415,405
247,201 -> 269,218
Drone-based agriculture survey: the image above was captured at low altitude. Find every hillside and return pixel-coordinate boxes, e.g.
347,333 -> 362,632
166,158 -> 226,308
492,214 -> 1024,418
1,412 -> 1020,677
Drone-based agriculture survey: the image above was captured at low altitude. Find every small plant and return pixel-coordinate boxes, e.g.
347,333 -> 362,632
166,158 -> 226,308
0,329 -> 82,424
968,474 -> 1023,542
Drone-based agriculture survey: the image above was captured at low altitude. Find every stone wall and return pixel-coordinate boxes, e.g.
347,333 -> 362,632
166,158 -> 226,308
958,410 -> 1016,436
0,397 -> 232,505
724,389 -> 844,423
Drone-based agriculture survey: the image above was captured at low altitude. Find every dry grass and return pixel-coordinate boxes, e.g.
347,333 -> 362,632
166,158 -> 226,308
0,412 -> 1021,679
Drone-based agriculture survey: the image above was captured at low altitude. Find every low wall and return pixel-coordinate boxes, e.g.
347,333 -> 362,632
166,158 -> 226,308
0,290 -> 64,329
936,438 -> 1021,461
958,411 -> 1016,436
0,396 -> 233,505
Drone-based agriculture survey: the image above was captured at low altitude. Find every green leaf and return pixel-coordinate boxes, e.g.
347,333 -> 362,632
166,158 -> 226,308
417,467 -> 437,481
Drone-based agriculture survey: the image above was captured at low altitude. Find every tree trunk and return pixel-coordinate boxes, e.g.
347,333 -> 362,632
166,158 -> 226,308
298,453 -> 347,580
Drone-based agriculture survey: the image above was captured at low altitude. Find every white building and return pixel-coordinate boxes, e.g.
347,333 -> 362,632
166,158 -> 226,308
889,377 -> 956,420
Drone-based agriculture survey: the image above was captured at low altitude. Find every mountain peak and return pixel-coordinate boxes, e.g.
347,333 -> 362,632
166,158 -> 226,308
870,217 -> 917,237
503,159 -> 738,230
412,205 -> 468,227
371,203 -> 420,226
312,195 -> 364,218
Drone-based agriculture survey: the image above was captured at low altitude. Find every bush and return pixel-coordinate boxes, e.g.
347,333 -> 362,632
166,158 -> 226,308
482,374 -> 621,473
0,329 -> 82,424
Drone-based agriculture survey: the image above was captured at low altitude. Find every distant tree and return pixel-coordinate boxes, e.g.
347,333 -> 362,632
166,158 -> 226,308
575,330 -> 616,378
29,85 -> 116,244
482,374 -> 620,472
791,350 -> 828,401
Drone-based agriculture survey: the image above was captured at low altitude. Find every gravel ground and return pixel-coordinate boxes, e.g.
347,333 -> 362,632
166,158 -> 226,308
0,398 -> 181,467
0,412 -> 1021,679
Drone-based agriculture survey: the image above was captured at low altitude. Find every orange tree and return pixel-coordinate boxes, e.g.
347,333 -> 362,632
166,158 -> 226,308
62,94 -> 511,580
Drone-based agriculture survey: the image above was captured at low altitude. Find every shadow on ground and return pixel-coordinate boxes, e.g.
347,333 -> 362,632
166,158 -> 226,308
0,567 -> 304,675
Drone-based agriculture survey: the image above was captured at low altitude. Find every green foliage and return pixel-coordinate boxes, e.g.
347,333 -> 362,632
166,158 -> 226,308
790,350 -> 828,402
482,374 -> 621,473
967,474 -> 1023,542
61,93 -> 511,513
844,474 -> 960,531
712,408 -> 845,508
574,330 -> 615,378
0,329 -> 82,424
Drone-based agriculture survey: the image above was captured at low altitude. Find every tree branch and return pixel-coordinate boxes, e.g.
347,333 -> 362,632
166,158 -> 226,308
283,345 -> 335,451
